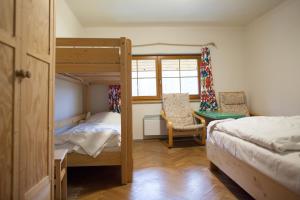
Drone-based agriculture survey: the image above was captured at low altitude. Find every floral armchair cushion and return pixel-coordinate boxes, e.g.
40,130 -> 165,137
162,93 -> 203,130
219,92 -> 250,116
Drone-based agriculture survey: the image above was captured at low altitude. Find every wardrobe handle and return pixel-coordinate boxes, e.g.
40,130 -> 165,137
25,70 -> 31,78
16,69 -> 31,79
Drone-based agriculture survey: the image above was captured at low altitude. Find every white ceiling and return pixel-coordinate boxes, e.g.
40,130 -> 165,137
65,0 -> 285,27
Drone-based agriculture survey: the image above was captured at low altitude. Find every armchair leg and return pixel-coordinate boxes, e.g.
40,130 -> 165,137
168,127 -> 173,148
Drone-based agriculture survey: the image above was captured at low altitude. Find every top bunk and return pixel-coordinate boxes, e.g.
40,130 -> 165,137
56,37 -> 132,85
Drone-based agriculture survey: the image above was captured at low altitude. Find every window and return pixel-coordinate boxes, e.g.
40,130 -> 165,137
132,56 -> 159,99
161,58 -> 199,95
132,55 -> 200,101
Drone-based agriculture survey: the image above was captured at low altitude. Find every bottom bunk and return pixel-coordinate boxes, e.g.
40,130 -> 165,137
55,112 -> 129,183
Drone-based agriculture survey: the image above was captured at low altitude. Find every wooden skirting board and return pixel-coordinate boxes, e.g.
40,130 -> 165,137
207,142 -> 300,200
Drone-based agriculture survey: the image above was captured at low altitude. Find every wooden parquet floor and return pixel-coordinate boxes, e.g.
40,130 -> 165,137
68,139 -> 253,200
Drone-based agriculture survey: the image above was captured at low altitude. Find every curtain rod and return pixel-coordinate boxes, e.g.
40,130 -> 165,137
132,42 -> 216,48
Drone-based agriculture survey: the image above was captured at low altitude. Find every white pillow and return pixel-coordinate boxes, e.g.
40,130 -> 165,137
86,112 -> 120,124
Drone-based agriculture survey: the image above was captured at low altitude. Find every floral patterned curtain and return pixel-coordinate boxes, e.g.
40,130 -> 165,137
108,85 -> 121,113
199,47 -> 218,111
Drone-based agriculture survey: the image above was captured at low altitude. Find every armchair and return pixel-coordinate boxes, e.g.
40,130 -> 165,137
219,92 -> 250,116
161,93 -> 206,148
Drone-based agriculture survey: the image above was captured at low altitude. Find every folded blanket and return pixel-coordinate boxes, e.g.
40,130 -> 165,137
55,122 -> 119,157
208,116 -> 300,153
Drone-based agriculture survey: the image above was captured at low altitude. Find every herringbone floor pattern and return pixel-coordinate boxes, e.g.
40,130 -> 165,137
68,139 -> 253,200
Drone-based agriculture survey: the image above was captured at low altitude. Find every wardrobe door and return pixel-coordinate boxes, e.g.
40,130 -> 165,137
0,0 -> 21,199
18,0 -> 55,199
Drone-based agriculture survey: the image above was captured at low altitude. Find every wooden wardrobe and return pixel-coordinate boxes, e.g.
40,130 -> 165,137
0,0 -> 55,199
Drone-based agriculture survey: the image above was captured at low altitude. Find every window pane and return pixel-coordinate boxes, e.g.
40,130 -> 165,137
138,60 -> 156,71
138,78 -> 156,96
180,70 -> 198,77
138,71 -> 156,78
181,77 -> 198,95
132,59 -> 157,97
162,59 -> 180,78
162,78 -> 180,94
180,59 -> 198,77
162,59 -> 179,71
132,78 -> 138,96
162,70 -> 180,77
132,60 -> 138,78
132,71 -> 138,78
180,59 -> 198,70
137,60 -> 156,78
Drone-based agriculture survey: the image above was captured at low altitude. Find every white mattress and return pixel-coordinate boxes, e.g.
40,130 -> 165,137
208,129 -> 300,195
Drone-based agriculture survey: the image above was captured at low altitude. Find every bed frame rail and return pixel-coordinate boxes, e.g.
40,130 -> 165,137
207,142 -> 300,200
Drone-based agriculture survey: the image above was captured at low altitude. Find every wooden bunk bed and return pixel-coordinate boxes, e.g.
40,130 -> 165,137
55,37 -> 133,184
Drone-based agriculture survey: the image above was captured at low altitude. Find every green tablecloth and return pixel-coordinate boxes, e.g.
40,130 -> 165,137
195,110 -> 245,120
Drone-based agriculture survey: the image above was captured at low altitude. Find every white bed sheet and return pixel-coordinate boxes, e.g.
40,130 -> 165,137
208,129 -> 300,195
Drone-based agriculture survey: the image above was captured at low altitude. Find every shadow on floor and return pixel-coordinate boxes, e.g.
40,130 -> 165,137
68,166 -> 122,198
160,136 -> 205,148
211,169 -> 254,200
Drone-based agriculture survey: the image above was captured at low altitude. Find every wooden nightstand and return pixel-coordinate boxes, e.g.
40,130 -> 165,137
54,149 -> 68,200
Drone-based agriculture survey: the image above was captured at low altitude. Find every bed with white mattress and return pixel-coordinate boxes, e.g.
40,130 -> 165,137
55,112 -> 122,166
207,116 -> 300,200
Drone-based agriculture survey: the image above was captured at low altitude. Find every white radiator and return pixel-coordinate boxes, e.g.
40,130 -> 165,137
143,115 -> 167,137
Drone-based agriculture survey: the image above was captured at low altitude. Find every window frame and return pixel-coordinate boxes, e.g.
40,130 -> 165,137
132,54 -> 201,101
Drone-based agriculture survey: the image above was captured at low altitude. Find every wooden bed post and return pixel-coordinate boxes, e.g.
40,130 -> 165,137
120,37 -> 128,184
126,39 -> 133,182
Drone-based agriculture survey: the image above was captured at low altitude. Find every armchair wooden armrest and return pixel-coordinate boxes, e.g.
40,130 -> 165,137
192,111 -> 207,145
161,110 -> 174,147
192,111 -> 206,126
161,110 -> 173,128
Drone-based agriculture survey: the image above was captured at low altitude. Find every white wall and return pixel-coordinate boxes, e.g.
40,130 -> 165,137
79,26 -> 247,139
245,0 -> 300,116
56,0 -> 83,37
89,85 -> 109,114
81,26 -> 247,94
55,78 -> 83,121
55,0 -> 84,133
